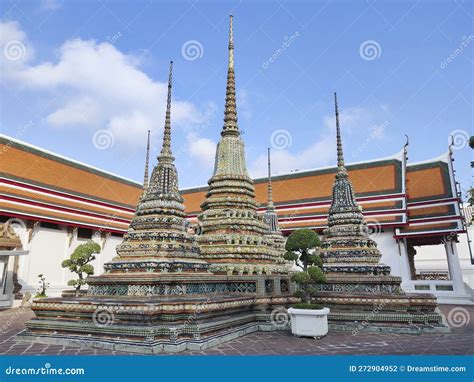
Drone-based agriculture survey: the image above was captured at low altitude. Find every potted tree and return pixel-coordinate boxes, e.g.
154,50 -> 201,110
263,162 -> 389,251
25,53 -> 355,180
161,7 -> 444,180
61,241 -> 100,297
35,274 -> 50,298
284,229 -> 329,338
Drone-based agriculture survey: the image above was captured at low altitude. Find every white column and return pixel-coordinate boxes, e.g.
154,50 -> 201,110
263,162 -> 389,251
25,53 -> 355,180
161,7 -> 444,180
445,239 -> 466,294
398,239 -> 413,291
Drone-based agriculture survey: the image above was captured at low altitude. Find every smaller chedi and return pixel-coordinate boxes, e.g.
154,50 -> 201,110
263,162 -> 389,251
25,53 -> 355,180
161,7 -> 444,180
96,61 -> 209,284
263,148 -> 286,255
315,93 -> 448,334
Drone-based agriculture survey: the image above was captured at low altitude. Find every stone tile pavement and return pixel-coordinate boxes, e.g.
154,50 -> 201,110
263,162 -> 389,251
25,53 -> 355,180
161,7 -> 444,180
0,305 -> 472,355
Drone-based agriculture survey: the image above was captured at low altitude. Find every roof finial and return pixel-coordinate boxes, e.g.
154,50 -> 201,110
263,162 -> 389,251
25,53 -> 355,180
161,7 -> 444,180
160,61 -> 174,159
222,15 -> 239,136
228,14 -> 234,69
143,129 -> 150,189
334,92 -> 345,170
267,147 -> 274,210
404,134 -> 409,160
448,134 -> 455,157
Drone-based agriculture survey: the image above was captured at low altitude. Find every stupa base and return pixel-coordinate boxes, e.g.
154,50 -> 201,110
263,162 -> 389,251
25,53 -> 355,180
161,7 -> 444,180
315,291 -> 450,334
19,319 -> 279,354
19,290 -> 297,354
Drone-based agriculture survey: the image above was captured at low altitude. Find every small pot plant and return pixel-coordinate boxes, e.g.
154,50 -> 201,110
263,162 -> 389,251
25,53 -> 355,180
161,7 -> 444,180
35,274 -> 49,298
61,241 -> 100,296
284,229 -> 330,338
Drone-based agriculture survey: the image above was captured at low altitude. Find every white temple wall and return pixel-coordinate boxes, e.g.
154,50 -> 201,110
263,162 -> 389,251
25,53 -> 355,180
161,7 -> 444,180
415,226 -> 474,292
372,229 -> 402,277
12,221 -> 121,297
8,217 -> 473,301
25,226 -> 67,295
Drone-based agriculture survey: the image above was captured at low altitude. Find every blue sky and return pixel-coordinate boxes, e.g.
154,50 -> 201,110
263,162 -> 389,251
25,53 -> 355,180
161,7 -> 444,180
0,0 -> 472,196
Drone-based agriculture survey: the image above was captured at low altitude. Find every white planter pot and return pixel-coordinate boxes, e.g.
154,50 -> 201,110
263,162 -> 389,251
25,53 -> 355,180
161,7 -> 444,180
287,307 -> 330,338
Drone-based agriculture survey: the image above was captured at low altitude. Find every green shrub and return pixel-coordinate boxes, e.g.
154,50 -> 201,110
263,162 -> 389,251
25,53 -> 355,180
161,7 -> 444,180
292,303 -> 323,310
62,241 -> 100,296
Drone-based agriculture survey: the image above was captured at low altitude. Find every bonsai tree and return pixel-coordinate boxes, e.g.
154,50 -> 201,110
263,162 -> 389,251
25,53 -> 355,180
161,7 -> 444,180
292,265 -> 326,309
284,228 -> 322,271
62,241 -> 100,296
284,229 -> 326,309
35,274 -> 49,298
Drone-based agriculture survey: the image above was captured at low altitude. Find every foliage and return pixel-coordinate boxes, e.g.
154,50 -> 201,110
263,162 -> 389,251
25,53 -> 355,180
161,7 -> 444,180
285,229 -> 327,308
470,136 -> 474,149
284,229 -> 321,271
291,264 -> 326,306
292,302 -> 323,310
35,274 -> 49,298
62,241 -> 100,295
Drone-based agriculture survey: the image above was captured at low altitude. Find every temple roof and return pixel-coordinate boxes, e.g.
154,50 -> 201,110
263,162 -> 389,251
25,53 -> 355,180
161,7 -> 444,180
0,134 -> 465,240
0,134 -> 140,233
396,153 -> 463,239
184,150 -> 407,229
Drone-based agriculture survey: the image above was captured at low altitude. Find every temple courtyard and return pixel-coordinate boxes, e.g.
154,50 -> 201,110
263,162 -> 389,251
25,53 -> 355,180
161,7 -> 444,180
0,305 -> 472,356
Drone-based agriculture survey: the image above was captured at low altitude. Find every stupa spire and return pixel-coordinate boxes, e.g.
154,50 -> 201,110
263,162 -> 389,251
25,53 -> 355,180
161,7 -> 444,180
267,147 -> 274,211
198,14 -> 287,275
222,15 -> 239,137
264,147 -> 281,234
334,92 -> 345,172
160,61 -> 174,159
143,130 -> 150,189
112,60 -> 201,266
146,61 -> 180,197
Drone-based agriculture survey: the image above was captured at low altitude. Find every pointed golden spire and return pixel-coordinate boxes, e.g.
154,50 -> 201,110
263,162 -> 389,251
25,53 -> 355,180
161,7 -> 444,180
267,147 -> 274,210
334,92 -> 345,171
160,61 -> 174,159
222,15 -> 239,137
228,14 -> 234,69
143,129 -> 150,189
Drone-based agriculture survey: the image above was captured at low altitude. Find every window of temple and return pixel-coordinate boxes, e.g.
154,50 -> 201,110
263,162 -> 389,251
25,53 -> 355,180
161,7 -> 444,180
111,232 -> 123,238
40,222 -> 61,230
77,227 -> 93,239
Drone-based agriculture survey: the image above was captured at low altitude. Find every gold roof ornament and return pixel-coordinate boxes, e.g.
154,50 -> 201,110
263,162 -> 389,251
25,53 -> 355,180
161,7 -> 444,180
0,223 -> 22,250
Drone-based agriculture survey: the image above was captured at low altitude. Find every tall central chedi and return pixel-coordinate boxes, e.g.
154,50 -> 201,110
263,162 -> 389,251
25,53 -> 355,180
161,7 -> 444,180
198,16 -> 287,275
315,93 -> 448,334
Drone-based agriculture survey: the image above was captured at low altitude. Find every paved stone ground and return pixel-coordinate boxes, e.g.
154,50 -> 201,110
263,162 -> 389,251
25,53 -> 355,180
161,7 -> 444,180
0,305 -> 472,355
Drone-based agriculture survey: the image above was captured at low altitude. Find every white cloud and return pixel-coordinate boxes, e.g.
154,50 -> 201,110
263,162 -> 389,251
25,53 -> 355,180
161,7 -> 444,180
46,96 -> 100,126
1,21 -> 214,147
0,20 -> 34,73
186,133 -> 216,169
249,107 -> 377,178
322,106 -> 368,131
250,134 -> 334,178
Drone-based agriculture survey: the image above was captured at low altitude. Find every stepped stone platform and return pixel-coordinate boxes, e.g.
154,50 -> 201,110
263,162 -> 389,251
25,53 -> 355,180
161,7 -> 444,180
19,290 -> 296,354
1,305 -> 471,355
